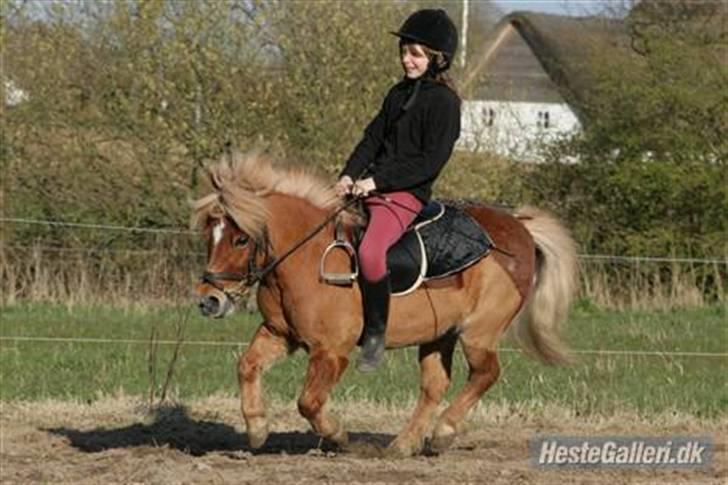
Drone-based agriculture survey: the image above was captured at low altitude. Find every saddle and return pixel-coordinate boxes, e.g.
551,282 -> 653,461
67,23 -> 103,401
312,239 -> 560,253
320,201 -> 493,296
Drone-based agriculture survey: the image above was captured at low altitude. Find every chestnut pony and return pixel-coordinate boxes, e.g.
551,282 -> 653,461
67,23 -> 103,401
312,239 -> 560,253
193,152 -> 578,456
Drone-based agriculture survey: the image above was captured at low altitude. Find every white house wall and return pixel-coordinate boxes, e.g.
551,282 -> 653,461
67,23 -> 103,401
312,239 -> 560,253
457,100 -> 582,162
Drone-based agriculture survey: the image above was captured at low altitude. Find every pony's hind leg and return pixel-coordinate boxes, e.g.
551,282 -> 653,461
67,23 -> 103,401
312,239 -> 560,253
429,258 -> 522,452
297,347 -> 350,446
431,342 -> 500,452
239,324 -> 295,449
389,332 -> 457,457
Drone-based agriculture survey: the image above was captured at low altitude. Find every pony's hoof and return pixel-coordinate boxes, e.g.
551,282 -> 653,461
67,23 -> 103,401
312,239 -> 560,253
246,418 -> 269,449
388,437 -> 423,457
431,424 -> 457,452
328,426 -> 349,447
430,433 -> 456,452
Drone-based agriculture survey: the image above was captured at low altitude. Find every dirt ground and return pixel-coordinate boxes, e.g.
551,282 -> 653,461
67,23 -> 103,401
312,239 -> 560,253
1,396 -> 725,484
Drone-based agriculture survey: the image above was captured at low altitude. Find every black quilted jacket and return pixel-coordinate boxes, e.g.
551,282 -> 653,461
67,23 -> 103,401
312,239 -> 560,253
340,77 -> 460,203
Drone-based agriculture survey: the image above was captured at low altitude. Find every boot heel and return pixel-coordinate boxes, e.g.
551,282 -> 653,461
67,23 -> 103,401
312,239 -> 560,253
356,335 -> 385,372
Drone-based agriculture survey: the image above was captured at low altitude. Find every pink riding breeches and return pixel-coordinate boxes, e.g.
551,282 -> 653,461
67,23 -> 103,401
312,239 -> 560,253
358,192 -> 423,282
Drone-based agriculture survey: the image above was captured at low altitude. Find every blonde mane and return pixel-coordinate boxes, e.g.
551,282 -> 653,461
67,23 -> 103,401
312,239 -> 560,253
191,151 -> 339,239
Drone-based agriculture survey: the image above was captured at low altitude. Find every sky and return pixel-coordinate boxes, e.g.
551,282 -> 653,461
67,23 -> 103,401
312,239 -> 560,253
493,0 -> 605,17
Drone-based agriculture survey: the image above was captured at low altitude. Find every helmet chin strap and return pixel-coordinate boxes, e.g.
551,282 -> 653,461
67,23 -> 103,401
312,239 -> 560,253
402,77 -> 422,111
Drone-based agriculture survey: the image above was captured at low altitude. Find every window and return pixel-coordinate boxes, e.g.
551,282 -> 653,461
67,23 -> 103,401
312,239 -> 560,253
483,107 -> 496,127
537,110 -> 550,129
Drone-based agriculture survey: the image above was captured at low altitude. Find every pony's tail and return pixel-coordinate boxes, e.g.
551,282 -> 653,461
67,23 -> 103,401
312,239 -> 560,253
510,206 -> 578,365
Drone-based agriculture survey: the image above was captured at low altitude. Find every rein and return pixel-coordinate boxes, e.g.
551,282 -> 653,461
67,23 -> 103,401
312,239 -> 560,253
201,195 -> 364,296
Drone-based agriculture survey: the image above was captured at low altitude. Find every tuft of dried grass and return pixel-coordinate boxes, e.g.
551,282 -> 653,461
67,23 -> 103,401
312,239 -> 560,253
3,394 -> 725,435
579,259 -> 725,310
1,243 -> 203,308
2,243 -> 724,311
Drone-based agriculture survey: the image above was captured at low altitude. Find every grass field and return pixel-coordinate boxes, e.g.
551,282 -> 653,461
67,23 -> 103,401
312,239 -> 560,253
1,301 -> 725,418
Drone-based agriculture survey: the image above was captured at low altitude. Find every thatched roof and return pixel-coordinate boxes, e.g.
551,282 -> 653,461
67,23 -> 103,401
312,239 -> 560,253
465,12 -> 630,122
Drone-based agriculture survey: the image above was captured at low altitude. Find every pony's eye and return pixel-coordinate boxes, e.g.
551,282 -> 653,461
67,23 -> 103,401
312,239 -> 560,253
234,235 -> 249,248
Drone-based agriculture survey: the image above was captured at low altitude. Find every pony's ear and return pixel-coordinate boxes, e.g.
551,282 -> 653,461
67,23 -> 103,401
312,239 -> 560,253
208,161 -> 232,191
209,169 -> 221,191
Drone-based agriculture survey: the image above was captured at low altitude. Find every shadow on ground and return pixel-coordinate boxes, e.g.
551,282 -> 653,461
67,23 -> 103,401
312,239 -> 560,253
47,404 -> 394,456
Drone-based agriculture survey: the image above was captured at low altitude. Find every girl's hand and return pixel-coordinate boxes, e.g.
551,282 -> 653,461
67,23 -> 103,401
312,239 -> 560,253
335,176 -> 354,196
352,178 -> 376,197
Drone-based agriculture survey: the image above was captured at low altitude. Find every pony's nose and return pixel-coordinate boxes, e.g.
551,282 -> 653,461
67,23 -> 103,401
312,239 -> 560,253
199,295 -> 221,317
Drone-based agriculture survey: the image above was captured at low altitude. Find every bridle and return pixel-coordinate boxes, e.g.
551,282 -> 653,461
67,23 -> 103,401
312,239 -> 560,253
199,195 -> 363,300
200,228 -> 272,301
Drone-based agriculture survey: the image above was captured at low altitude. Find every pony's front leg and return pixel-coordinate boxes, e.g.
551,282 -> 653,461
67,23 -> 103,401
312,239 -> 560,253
297,347 -> 350,446
239,324 -> 294,449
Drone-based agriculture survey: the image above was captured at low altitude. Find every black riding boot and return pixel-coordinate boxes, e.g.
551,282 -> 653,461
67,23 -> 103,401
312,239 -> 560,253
356,275 -> 391,372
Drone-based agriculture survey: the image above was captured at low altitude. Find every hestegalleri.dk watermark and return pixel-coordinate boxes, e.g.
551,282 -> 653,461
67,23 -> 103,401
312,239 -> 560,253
529,436 -> 713,469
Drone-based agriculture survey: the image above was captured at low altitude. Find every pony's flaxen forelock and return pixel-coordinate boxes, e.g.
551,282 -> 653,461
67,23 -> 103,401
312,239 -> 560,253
190,151 -> 340,239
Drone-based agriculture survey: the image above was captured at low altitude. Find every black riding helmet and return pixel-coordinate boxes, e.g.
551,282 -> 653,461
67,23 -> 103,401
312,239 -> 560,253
391,9 -> 458,72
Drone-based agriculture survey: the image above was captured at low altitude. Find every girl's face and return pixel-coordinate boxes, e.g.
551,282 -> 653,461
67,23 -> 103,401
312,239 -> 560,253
400,43 -> 430,79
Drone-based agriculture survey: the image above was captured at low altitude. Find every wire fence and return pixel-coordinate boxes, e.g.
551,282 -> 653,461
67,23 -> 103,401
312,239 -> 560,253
2,217 -> 726,311
2,216 -> 725,363
3,217 -> 726,265
1,217 -> 197,235
4,244 -> 205,256
1,335 -> 725,359
4,244 -> 728,265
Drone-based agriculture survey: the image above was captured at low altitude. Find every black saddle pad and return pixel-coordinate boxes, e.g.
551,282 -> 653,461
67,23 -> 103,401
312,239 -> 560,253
386,202 -> 493,295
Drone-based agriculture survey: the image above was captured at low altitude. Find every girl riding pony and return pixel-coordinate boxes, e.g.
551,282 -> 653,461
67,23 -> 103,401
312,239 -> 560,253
336,9 -> 461,371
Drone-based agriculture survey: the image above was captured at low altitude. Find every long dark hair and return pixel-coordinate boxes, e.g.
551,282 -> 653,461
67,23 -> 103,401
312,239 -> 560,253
424,45 -> 460,99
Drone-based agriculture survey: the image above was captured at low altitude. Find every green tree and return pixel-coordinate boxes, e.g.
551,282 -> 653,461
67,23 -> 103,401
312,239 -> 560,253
528,0 -> 727,259
3,0 -> 410,241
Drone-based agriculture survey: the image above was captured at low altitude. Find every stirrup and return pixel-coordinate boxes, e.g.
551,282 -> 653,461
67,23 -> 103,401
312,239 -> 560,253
319,239 -> 359,286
